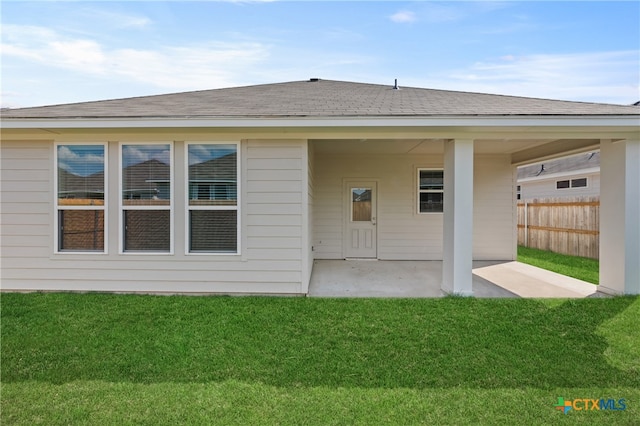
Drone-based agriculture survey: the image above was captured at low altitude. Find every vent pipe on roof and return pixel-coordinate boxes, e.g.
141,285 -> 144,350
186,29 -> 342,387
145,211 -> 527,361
309,77 -> 320,82
393,79 -> 400,90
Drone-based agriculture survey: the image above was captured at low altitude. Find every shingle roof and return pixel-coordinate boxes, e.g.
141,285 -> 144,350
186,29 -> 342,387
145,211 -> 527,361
2,79 -> 639,119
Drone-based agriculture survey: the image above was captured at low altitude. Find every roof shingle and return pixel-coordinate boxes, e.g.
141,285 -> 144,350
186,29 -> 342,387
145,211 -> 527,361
2,79 -> 639,119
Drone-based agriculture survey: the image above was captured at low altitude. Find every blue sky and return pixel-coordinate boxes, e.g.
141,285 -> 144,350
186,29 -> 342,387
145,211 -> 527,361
2,1 -> 639,108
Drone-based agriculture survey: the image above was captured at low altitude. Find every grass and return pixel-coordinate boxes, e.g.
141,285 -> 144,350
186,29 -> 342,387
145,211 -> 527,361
2,293 -> 639,425
517,246 -> 600,284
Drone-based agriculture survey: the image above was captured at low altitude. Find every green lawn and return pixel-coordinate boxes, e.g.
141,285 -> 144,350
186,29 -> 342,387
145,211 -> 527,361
517,246 -> 600,284
2,293 -> 639,425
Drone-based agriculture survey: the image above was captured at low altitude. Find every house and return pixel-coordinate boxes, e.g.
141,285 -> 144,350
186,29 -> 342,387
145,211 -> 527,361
517,151 -> 600,200
1,79 -> 639,295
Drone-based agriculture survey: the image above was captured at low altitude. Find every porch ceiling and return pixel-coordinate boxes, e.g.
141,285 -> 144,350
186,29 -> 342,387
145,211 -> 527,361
311,138 -> 601,163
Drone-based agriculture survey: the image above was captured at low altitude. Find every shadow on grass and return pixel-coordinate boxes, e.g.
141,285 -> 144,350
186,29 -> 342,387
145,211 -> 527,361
1,293 -> 638,390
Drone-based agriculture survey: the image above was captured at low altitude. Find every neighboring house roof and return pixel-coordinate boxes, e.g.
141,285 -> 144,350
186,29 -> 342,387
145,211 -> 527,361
59,154 -> 237,196
517,151 -> 600,181
3,79 -> 640,119
189,153 -> 237,182
123,159 -> 170,194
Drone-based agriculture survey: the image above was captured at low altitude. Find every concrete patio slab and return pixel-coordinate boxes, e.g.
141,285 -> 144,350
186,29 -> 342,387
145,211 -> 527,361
308,260 -> 598,298
472,261 -> 597,298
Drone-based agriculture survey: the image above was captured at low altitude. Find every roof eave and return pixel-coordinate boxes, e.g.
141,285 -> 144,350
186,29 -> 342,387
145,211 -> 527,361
2,114 -> 639,130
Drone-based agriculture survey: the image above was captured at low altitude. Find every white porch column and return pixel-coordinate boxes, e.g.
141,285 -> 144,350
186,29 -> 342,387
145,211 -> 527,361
442,139 -> 474,296
599,139 -> 640,295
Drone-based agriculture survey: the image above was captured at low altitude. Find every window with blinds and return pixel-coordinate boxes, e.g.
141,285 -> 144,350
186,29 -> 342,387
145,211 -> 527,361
418,169 -> 444,213
187,143 -> 239,253
121,143 -> 172,252
56,144 -> 106,252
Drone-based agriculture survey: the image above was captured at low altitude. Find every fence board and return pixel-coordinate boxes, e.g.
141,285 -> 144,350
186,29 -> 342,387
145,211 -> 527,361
517,196 -> 599,259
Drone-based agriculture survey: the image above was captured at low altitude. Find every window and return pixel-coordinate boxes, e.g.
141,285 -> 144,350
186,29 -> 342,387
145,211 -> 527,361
557,178 -> 587,190
121,143 -> 172,252
187,143 -> 239,253
55,144 -> 106,252
571,178 -> 587,188
351,188 -> 372,221
418,169 -> 444,213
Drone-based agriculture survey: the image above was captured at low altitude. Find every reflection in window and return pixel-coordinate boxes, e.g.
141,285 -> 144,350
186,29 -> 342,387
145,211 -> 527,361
56,144 -> 105,252
187,143 -> 238,253
418,169 -> 444,213
352,188 -> 372,221
121,144 -> 172,252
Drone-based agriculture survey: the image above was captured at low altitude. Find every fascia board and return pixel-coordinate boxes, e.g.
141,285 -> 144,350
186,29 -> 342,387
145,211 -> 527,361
1,115 -> 639,130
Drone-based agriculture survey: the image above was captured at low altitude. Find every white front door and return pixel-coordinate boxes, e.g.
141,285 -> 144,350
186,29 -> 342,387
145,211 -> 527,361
344,181 -> 377,258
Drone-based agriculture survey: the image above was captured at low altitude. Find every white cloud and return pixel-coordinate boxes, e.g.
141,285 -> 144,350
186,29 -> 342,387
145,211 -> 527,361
390,11 -> 416,24
57,146 -> 105,175
83,9 -> 152,29
413,51 -> 640,104
123,145 -> 170,166
1,24 -> 270,91
57,146 -> 103,163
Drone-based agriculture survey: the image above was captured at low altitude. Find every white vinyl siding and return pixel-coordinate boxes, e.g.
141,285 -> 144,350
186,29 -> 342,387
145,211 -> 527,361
472,155 -> 516,260
313,153 -> 444,260
313,152 -> 514,261
519,173 -> 600,199
1,141 -> 52,263
304,140 -> 314,291
0,138 -> 309,294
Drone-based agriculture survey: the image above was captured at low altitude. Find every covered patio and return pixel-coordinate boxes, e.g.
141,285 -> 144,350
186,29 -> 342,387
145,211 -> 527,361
308,260 -> 599,298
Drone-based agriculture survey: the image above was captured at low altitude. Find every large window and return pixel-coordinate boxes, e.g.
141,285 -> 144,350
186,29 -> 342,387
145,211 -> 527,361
418,169 -> 444,213
55,144 -> 106,252
187,143 -> 239,253
121,143 -> 172,252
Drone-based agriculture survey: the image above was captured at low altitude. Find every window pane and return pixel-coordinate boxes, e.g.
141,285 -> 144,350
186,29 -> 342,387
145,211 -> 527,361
420,192 -> 444,213
58,210 -> 104,251
352,188 -> 372,221
420,170 -> 443,191
571,178 -> 587,188
188,144 -> 237,206
122,144 -> 171,206
190,210 -> 237,252
556,180 -> 570,189
124,210 -> 170,251
57,145 -> 104,206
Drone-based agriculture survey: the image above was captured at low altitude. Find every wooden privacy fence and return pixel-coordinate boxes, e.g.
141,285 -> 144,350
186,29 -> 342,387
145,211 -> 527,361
517,196 -> 599,259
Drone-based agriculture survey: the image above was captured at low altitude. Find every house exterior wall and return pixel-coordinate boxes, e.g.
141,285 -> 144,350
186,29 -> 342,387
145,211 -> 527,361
473,155 -> 517,260
312,151 -> 515,261
519,172 -> 600,200
304,142 -> 314,291
0,138 -> 310,294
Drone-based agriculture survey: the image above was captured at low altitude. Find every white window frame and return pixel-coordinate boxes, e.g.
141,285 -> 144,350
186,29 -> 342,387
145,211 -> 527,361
54,142 -> 108,254
417,168 -> 444,214
119,142 -> 174,255
556,177 -> 588,190
185,141 -> 241,255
